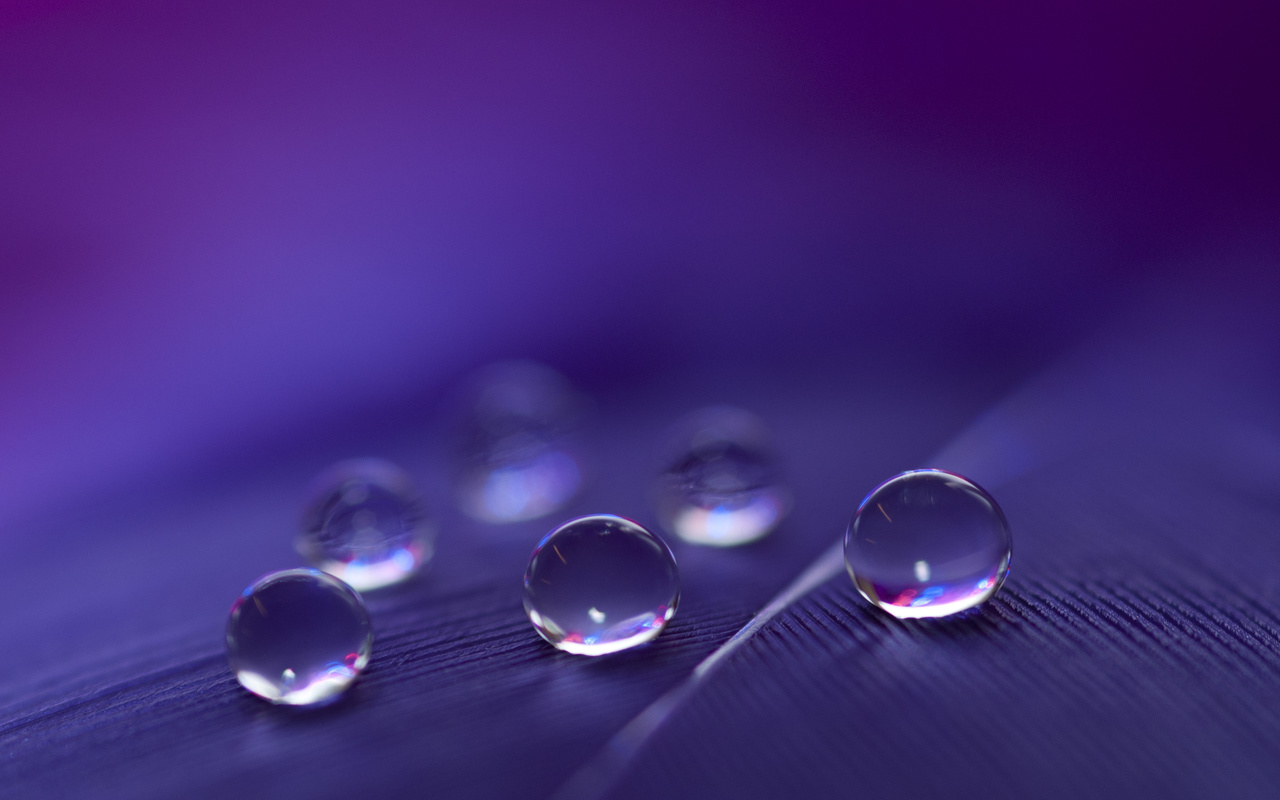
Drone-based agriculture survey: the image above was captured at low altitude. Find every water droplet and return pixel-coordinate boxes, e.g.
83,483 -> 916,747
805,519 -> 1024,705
845,469 -> 1011,619
297,459 -> 434,591
523,515 -> 679,655
654,406 -> 789,546
450,361 -> 587,523
226,569 -> 373,706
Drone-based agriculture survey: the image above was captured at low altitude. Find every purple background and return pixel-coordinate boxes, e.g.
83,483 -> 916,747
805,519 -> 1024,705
3,0 -> 1276,528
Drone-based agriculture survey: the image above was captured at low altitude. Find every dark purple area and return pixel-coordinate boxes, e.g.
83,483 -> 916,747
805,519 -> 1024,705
1,1 -> 1278,797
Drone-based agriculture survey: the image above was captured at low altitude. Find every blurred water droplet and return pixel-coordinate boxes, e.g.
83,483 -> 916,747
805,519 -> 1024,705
450,361 -> 587,523
654,406 -> 789,546
297,458 -> 434,591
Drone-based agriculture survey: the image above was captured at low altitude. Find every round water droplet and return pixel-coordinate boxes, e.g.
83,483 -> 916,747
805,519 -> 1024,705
845,469 -> 1011,619
523,514 -> 679,656
226,569 -> 373,706
297,459 -> 434,591
450,361 -> 588,523
654,406 -> 789,546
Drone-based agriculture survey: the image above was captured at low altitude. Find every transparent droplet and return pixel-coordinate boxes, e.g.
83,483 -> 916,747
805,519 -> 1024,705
226,569 -> 373,706
844,469 -> 1012,619
523,514 -> 679,656
654,406 -> 789,546
297,458 -> 434,592
450,361 -> 587,523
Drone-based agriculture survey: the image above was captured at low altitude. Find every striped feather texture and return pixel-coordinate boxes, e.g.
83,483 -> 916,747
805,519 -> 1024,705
2,293 -> 1278,799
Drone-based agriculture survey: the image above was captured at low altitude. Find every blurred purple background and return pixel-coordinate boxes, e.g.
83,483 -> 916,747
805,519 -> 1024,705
3,0 -> 1276,532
